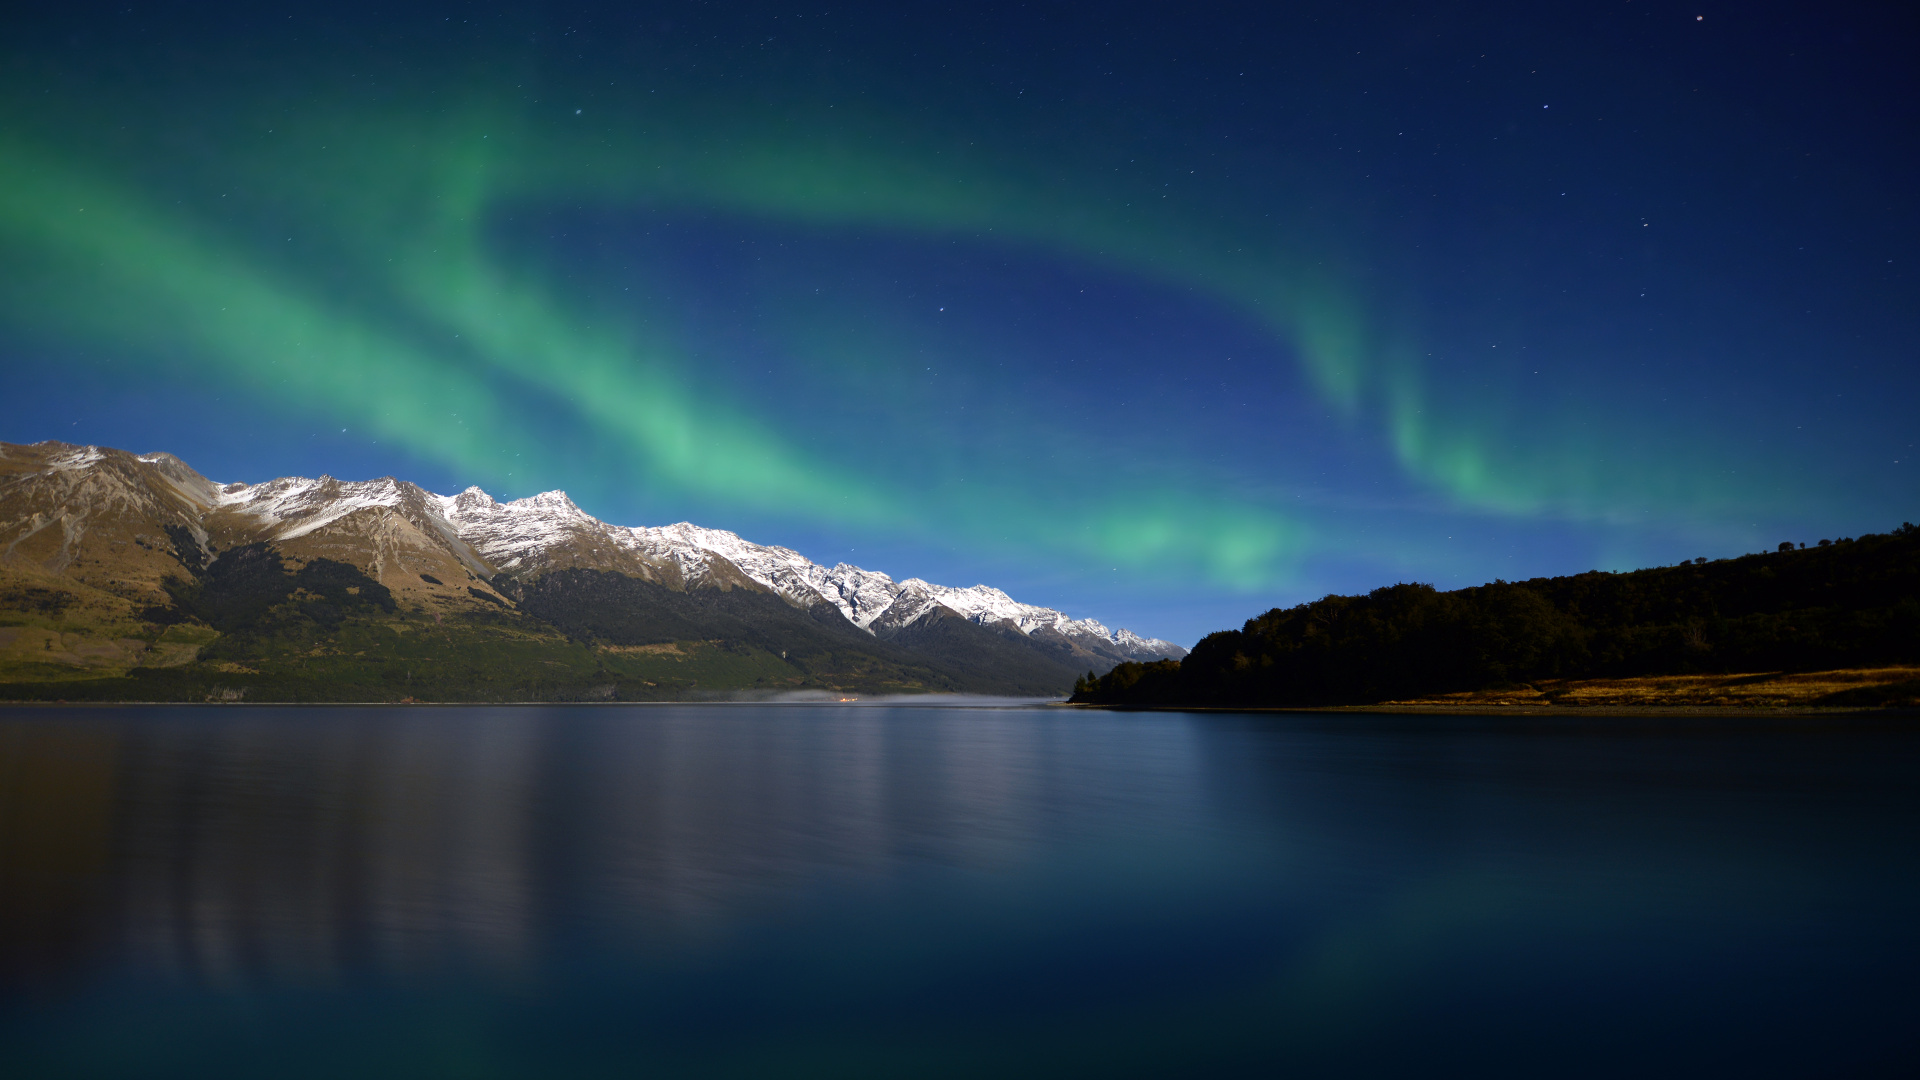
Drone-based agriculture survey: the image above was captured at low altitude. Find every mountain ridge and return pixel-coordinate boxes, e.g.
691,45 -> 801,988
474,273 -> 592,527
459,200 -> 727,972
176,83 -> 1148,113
0,440 -> 1184,700
202,448 -> 1184,661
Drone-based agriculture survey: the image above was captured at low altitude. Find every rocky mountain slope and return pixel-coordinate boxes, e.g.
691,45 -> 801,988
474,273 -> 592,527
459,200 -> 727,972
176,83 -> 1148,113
0,441 -> 1183,700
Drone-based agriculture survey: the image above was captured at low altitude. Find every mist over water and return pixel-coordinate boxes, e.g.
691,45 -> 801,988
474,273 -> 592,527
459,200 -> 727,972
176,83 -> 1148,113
2,706 -> 1916,1077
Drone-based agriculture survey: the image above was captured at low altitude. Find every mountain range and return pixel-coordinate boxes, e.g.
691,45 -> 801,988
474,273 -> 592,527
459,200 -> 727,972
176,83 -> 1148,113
0,441 -> 1183,700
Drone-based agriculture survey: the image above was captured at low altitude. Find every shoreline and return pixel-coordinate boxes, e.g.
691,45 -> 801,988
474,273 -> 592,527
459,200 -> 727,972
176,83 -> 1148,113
1,698 -> 1912,718
1062,702 -> 1916,718
0,696 -> 1065,709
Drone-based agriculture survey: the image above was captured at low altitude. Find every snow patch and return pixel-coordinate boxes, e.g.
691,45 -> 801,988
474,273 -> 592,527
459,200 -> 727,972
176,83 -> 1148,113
60,452 -> 1185,655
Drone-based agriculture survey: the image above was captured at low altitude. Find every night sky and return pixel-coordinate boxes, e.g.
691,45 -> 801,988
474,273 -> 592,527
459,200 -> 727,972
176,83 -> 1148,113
2,2 -> 1914,645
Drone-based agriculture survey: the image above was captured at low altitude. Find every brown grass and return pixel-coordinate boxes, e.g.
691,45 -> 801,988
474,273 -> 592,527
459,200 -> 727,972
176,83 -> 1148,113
597,642 -> 689,658
1381,667 -> 1920,710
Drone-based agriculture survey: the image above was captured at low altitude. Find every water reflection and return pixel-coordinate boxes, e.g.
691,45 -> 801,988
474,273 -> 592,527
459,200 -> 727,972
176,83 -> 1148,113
0,721 -> 119,986
2,708 -> 1223,993
1,707 -> 1916,1078
117,712 -> 540,986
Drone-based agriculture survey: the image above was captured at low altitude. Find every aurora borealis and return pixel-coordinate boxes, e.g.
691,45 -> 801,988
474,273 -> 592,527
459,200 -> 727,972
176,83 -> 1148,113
2,2 -> 1914,643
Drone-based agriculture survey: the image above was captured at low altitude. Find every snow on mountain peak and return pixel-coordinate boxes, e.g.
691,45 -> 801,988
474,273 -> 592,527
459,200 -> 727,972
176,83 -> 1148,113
15,446 -> 1188,658
513,490 -> 583,511
111,457 -> 1183,656
47,445 -> 108,470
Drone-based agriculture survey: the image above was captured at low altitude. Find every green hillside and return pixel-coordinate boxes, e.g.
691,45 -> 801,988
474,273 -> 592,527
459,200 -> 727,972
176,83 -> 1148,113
0,542 -> 1008,702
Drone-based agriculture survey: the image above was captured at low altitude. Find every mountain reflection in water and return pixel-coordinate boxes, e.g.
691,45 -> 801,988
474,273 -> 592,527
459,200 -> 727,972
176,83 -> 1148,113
1,705 -> 1916,1078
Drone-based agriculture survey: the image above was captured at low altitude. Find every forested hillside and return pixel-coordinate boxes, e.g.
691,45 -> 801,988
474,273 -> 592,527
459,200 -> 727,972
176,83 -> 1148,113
1073,525 -> 1920,707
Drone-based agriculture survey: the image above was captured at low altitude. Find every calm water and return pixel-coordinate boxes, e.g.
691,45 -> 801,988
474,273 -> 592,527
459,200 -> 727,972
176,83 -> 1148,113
1,705 -> 1915,1078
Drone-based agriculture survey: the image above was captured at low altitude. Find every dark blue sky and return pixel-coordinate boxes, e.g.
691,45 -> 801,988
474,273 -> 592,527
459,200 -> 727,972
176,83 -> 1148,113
1,1 -> 1914,643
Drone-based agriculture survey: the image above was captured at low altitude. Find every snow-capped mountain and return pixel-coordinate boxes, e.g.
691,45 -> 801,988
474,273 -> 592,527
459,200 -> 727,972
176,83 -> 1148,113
1,442 -> 1186,666
431,486 -> 1185,662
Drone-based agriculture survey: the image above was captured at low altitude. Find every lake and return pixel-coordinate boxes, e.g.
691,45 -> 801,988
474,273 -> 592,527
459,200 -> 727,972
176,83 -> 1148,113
1,704 -> 1915,1077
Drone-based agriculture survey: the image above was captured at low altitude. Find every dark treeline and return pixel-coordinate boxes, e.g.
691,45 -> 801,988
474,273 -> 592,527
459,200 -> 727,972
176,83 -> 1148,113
153,543 -> 396,637
1073,525 -> 1920,707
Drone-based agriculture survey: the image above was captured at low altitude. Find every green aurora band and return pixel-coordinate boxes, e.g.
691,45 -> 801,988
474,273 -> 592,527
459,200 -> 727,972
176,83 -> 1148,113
0,48 -> 1846,596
